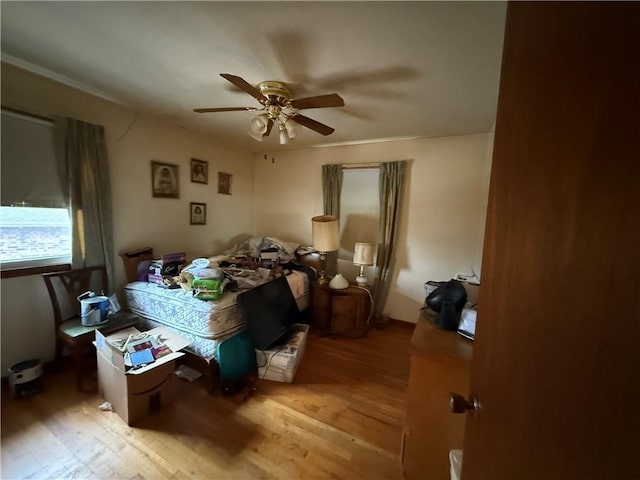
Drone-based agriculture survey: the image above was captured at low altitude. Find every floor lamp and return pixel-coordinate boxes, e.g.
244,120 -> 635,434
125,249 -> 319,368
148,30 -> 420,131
353,242 -> 375,286
311,215 -> 339,285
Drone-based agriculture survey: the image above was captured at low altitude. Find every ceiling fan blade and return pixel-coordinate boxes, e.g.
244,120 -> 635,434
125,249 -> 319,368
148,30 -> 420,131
194,107 -> 258,113
265,118 -> 274,137
220,73 -> 266,103
290,114 -> 335,136
290,93 -> 345,110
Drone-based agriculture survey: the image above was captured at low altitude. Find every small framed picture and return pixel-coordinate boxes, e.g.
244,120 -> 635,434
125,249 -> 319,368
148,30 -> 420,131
218,172 -> 232,195
151,161 -> 179,198
191,158 -> 208,184
190,202 -> 206,225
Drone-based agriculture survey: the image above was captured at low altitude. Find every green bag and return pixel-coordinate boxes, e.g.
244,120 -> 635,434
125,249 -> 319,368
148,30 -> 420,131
192,278 -> 221,301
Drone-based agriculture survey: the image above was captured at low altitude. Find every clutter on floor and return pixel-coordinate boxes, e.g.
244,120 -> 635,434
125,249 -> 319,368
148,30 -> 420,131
95,325 -> 191,425
255,324 -> 309,383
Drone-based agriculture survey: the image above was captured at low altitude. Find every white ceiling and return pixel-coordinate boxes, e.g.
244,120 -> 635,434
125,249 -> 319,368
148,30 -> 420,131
1,1 -> 507,152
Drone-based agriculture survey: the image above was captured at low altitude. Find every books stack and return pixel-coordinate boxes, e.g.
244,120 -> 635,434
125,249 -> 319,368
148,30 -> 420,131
148,252 -> 187,286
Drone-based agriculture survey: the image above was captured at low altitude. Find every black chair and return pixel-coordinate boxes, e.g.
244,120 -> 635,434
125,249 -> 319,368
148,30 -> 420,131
42,265 -> 137,390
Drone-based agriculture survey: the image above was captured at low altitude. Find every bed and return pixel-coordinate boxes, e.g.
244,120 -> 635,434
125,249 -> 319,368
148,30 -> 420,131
122,237 -> 315,390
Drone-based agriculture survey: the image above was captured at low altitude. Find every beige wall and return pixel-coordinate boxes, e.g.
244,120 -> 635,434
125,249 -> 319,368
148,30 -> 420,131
253,134 -> 493,323
0,62 -> 493,372
1,63 -> 255,372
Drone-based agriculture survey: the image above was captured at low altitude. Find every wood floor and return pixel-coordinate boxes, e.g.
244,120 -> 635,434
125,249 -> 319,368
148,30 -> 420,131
1,322 -> 413,479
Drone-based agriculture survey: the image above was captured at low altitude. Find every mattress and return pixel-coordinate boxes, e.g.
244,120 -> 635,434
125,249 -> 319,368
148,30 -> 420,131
124,271 -> 310,361
124,281 -> 246,340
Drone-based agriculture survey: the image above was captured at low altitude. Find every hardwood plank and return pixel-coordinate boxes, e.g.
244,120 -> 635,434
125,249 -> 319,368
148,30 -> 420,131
1,322 -> 412,479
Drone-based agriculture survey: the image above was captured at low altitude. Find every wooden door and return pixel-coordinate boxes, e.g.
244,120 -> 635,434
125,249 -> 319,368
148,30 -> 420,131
462,3 -> 640,479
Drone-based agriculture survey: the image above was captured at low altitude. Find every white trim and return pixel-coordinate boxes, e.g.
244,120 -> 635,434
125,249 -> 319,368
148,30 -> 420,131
1,53 -> 126,106
0,255 -> 72,271
1,108 -> 52,126
313,135 -> 433,149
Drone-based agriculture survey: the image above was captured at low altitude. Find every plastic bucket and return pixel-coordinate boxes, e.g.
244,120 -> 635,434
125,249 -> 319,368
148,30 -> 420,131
9,359 -> 43,397
80,295 -> 110,326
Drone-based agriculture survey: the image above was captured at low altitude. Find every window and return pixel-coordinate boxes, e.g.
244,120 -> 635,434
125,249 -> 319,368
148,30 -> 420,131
0,207 -> 72,269
338,168 -> 380,261
0,108 -> 72,274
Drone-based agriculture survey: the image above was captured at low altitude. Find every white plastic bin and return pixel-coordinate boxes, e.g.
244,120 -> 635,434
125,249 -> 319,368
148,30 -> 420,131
449,449 -> 463,480
9,358 -> 43,397
256,324 -> 309,382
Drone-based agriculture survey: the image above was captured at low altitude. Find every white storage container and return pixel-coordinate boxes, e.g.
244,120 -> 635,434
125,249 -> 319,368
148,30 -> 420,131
9,359 -> 43,397
449,449 -> 463,480
256,324 -> 309,383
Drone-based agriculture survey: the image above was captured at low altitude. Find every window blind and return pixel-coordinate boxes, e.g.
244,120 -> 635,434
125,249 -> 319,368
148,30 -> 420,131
1,110 -> 64,207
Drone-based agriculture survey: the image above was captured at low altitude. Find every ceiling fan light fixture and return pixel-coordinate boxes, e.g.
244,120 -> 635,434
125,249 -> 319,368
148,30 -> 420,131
279,126 -> 289,145
199,74 -> 344,142
248,130 -> 264,142
284,119 -> 297,139
249,113 -> 269,133
248,113 -> 270,141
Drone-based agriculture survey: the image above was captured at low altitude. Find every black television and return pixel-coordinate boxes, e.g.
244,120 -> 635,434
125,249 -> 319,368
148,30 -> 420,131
237,275 -> 300,350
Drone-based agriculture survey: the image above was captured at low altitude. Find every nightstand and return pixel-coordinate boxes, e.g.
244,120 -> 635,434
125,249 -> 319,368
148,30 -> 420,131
310,282 -> 372,337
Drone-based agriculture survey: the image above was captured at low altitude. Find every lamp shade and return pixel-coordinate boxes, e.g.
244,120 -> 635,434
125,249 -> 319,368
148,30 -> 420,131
248,113 -> 269,141
279,127 -> 289,145
353,242 -> 375,266
311,215 -> 339,252
284,120 -> 297,139
328,273 -> 349,289
249,113 -> 269,133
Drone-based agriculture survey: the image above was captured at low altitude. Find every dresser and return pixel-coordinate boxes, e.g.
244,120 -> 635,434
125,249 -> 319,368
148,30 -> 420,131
310,282 -> 372,336
402,314 -> 473,479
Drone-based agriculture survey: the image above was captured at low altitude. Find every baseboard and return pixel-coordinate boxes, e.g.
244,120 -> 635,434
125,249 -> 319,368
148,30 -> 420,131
373,316 -> 415,329
386,318 -> 416,329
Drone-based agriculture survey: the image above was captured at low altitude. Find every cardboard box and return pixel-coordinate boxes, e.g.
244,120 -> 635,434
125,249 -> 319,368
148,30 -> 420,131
95,326 -> 191,425
148,252 -> 187,285
255,324 -> 309,383
147,271 -> 164,285
119,247 -> 154,283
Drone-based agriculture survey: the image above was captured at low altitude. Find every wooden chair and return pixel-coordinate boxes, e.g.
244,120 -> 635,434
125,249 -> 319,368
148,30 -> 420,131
42,265 -> 138,390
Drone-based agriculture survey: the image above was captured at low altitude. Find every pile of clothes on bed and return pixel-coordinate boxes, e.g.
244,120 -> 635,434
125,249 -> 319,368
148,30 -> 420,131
178,236 -> 313,296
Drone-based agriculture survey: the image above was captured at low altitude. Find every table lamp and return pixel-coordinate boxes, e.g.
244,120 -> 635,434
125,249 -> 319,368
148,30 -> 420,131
353,242 -> 374,286
311,215 -> 339,285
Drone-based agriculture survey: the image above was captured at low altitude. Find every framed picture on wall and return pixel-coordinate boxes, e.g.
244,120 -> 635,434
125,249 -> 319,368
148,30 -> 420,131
191,158 -> 208,184
218,172 -> 232,195
190,202 -> 206,225
151,161 -> 179,198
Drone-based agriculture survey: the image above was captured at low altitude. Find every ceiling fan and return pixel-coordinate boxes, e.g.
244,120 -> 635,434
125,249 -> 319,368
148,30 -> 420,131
194,73 -> 344,143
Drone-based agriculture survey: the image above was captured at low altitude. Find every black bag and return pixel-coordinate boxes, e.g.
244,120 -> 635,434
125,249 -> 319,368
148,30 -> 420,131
425,280 -> 468,331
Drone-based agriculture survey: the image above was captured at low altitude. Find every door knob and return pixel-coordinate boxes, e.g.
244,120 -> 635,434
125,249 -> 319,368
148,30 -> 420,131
449,392 -> 480,416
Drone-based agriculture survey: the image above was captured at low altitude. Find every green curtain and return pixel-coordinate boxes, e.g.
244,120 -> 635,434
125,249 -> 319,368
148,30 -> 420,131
55,118 -> 114,291
321,163 -> 343,216
372,160 -> 407,321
